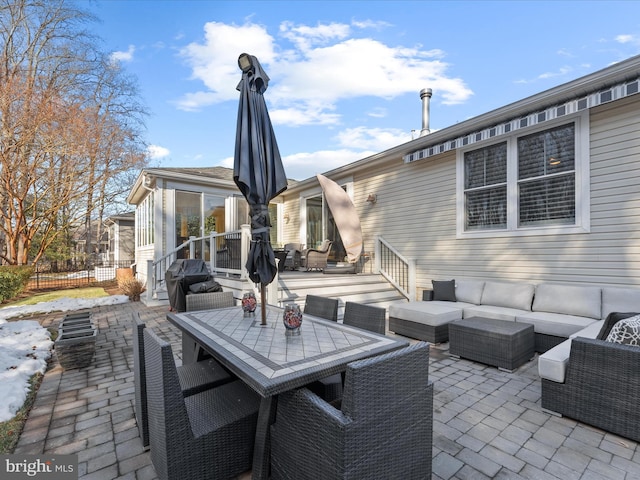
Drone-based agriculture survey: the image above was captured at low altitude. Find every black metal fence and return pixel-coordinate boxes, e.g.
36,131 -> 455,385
28,260 -> 135,291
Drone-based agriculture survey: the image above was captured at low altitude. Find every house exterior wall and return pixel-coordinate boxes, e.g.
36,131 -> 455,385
109,220 -> 135,263
345,94 -> 640,292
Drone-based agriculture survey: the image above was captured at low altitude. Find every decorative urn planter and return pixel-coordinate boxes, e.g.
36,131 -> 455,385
242,292 -> 257,316
283,304 -> 303,335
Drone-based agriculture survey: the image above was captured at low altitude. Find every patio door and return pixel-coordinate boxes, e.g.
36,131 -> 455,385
304,192 -> 346,263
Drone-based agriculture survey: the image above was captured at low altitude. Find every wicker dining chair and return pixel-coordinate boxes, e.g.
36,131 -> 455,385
303,294 -> 339,322
143,328 -> 260,480
303,295 -> 341,401
185,290 -> 234,312
343,301 -> 386,335
271,342 -> 433,479
132,313 -> 233,449
184,290 -> 235,364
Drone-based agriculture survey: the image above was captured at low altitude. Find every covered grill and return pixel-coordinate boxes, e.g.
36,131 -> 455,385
165,259 -> 212,312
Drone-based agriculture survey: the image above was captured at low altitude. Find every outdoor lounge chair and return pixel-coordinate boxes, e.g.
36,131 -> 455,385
283,242 -> 303,270
303,239 -> 332,271
143,328 -> 260,480
270,342 -> 433,479
132,313 -> 233,449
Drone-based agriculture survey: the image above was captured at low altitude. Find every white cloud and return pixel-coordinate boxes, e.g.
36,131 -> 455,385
111,45 -> 135,63
148,145 -> 170,159
335,127 -> 410,151
284,149 -> 371,178
176,22 -> 277,110
367,107 -> 387,118
176,20 -> 473,120
615,34 -> 638,45
514,65 -> 573,84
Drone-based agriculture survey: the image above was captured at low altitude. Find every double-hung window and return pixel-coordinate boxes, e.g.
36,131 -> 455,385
458,114 -> 589,237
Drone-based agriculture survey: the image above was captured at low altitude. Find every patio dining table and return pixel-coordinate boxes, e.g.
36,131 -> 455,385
167,304 -> 409,480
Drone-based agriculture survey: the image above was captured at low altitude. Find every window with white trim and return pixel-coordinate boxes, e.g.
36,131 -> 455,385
458,115 -> 589,236
136,193 -> 154,247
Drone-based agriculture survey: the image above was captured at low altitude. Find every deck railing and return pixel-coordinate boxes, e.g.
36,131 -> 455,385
146,225 -> 255,303
375,236 -> 416,301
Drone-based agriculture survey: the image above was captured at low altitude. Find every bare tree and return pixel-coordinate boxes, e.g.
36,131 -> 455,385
0,0 -> 148,265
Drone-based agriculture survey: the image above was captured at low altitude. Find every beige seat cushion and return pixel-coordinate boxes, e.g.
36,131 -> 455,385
388,301 -> 466,326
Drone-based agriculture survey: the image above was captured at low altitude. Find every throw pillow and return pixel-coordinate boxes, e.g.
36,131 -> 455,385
432,280 -> 456,302
597,312 -> 639,340
605,314 -> 640,346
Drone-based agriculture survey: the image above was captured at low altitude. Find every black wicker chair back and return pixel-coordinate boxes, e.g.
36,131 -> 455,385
271,342 -> 433,479
343,302 -> 386,335
142,328 -> 260,480
303,294 -> 338,321
132,313 -> 233,450
186,290 -> 234,312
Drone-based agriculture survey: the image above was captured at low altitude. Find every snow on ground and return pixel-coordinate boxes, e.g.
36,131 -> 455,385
0,295 -> 130,422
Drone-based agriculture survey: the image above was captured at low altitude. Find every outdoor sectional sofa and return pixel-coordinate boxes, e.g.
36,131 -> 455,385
388,279 -> 640,352
538,304 -> 640,442
389,279 -> 640,442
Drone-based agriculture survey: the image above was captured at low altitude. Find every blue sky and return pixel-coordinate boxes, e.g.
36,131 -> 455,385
87,0 -> 640,181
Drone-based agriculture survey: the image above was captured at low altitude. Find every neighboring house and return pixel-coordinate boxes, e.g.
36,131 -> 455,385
104,212 -> 135,264
129,54 -> 640,295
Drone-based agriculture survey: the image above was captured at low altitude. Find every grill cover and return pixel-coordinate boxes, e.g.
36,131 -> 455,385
165,259 -> 211,312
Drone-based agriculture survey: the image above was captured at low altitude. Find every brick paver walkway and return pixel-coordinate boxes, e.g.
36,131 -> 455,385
14,301 -> 640,479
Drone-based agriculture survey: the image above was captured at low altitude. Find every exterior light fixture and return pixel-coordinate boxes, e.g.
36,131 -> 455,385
366,194 -> 377,205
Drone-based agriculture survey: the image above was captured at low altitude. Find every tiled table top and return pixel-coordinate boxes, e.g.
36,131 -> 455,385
168,305 -> 408,397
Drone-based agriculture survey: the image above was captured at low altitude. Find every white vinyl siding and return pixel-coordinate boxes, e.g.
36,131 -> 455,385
344,94 -> 640,293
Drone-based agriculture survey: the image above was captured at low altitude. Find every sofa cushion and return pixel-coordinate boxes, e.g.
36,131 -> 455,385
597,312 -> 639,340
537,338 -> 572,383
455,280 -> 485,305
432,280 -> 456,301
462,305 -> 524,322
602,287 -> 640,319
532,283 -> 601,320
481,281 -> 534,311
515,312 -> 597,337
538,321 -> 603,383
388,301 -> 464,327
606,314 -> 640,346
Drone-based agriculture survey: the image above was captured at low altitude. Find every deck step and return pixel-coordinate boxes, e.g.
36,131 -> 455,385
277,272 -> 406,318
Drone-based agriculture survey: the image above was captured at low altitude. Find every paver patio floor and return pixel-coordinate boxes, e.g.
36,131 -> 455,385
13,301 -> 640,479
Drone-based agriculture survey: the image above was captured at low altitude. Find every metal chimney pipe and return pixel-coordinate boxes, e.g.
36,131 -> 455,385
419,88 -> 432,137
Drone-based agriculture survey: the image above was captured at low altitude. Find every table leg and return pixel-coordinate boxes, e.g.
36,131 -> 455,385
181,332 -> 198,364
252,396 -> 278,480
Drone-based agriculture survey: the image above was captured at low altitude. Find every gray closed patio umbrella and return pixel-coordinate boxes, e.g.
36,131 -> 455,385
234,53 -> 288,324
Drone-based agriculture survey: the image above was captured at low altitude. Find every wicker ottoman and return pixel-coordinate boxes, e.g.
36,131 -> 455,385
389,302 -> 462,343
449,317 -> 535,372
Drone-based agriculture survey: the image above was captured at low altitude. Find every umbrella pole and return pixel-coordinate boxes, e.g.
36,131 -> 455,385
260,283 -> 267,325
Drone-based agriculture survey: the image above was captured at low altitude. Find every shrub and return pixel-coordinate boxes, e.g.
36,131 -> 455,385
0,266 -> 34,302
118,277 -> 146,301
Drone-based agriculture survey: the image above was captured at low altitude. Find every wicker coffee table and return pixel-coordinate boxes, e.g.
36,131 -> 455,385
448,317 -> 535,372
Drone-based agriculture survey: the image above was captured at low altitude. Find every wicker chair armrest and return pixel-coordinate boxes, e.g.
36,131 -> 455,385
276,387 -> 351,429
566,337 -> 640,387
